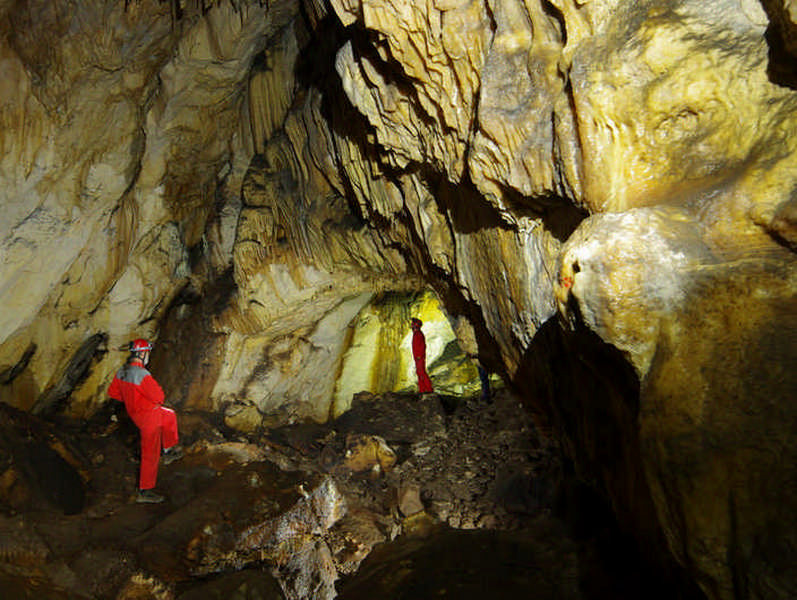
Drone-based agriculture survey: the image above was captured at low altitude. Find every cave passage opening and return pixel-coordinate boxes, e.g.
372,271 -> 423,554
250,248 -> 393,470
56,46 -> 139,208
332,288 -> 501,418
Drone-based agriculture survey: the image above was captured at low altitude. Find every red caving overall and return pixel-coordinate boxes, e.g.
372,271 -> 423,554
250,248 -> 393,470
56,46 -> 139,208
412,328 -> 434,393
108,360 -> 178,490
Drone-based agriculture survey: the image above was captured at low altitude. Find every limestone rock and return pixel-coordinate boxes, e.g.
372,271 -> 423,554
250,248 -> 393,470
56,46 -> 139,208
331,0 -> 490,181
554,200 -> 797,597
396,482 -> 423,517
341,433 -> 396,475
0,0 -> 300,418
0,0 -> 795,598
333,290 -> 482,416
639,259 -> 797,600
557,207 -> 716,378
327,1 -> 797,597
235,477 -> 347,600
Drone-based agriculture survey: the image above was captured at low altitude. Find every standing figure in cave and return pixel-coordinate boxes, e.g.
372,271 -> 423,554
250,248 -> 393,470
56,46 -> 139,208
108,338 -> 182,504
411,318 -> 434,393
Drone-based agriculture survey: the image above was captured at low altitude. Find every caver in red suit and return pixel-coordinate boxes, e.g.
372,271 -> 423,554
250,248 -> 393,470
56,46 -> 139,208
411,318 -> 434,393
108,339 -> 178,491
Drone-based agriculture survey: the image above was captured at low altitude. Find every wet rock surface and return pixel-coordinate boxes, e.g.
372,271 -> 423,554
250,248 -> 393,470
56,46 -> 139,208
0,391 -> 691,599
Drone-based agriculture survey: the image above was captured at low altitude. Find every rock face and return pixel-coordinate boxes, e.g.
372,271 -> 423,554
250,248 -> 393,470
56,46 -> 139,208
0,1 -> 796,599
0,0 -> 300,416
326,2 -> 797,598
0,387 -> 581,599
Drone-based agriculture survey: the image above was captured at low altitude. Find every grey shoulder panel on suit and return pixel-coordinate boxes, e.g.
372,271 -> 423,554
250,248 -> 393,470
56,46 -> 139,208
116,364 -> 149,385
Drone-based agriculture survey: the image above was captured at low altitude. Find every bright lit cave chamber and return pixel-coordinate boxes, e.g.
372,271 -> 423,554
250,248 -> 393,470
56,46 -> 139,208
1,0 -> 796,599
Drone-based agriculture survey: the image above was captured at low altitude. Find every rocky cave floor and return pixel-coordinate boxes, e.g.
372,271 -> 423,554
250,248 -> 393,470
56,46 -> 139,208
0,390 -> 674,599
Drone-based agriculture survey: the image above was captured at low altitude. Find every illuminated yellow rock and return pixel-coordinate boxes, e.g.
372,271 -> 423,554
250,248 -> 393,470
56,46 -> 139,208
0,1 -> 795,598
332,290 -> 481,417
0,0 -> 298,416
340,433 -> 397,474
327,1 -> 797,599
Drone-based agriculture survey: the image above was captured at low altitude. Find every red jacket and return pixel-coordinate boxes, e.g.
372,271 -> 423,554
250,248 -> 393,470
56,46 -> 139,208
412,329 -> 426,360
108,361 -> 164,428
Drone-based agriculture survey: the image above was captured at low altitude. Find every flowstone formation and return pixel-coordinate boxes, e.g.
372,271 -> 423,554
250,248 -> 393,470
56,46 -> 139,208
0,0 -> 796,599
0,0 -> 302,416
324,1 -> 797,598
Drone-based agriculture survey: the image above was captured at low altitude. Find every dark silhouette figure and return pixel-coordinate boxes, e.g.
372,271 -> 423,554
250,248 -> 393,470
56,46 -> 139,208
478,364 -> 491,402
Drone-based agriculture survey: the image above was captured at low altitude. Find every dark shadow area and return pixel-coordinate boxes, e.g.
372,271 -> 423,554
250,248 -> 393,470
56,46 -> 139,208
764,24 -> 797,90
500,186 -> 589,242
0,343 -> 36,385
765,189 -> 797,252
338,523 -> 583,600
512,317 -> 707,600
154,268 -> 235,410
424,161 -> 588,242
0,402 -> 86,515
35,333 -> 108,417
175,569 -> 283,599
433,173 -> 510,235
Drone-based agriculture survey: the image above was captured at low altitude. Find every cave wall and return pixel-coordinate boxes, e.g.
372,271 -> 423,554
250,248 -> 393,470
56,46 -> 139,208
0,1 -> 796,599
332,290 -> 483,417
0,0 -> 300,415
319,2 -> 797,599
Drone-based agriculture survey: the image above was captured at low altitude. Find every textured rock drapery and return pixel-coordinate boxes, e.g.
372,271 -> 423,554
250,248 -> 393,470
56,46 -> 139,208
1,1 -> 796,598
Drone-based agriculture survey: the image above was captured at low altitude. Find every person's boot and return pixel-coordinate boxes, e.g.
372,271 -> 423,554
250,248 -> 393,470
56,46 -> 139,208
162,445 -> 184,465
136,489 -> 165,504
